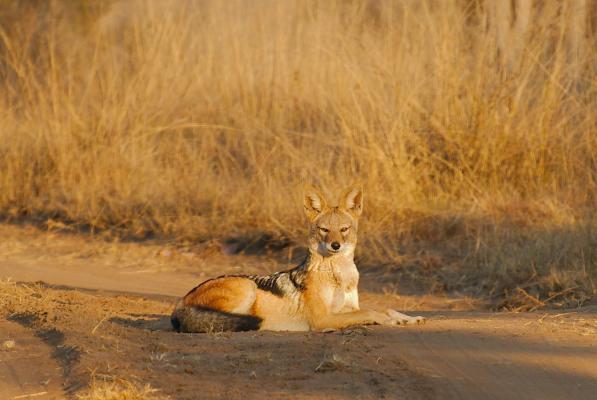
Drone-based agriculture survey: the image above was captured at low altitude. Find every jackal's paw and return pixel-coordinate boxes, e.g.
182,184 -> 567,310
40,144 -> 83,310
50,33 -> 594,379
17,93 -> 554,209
386,309 -> 426,326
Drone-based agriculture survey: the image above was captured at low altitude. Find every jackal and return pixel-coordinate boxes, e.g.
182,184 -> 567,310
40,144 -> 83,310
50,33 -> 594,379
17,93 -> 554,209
171,185 -> 425,332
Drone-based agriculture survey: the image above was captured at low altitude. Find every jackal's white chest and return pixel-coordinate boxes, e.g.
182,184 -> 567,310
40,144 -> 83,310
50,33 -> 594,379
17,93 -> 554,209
330,259 -> 360,313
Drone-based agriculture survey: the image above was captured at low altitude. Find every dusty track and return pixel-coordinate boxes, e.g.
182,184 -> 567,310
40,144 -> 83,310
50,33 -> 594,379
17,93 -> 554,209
0,224 -> 596,399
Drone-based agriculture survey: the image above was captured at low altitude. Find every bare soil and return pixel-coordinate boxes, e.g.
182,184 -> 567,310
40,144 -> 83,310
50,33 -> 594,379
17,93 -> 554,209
0,224 -> 596,400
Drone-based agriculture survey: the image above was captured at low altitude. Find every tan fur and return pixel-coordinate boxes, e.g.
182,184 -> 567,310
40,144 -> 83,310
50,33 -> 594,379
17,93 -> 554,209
171,185 -> 425,332
182,277 -> 257,314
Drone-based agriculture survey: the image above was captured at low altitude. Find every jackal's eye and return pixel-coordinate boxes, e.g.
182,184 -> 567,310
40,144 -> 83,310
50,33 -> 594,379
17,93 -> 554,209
318,226 -> 329,234
340,226 -> 350,233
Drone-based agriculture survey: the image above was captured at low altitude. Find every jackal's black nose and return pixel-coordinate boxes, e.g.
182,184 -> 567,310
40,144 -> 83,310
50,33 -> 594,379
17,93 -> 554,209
331,242 -> 341,251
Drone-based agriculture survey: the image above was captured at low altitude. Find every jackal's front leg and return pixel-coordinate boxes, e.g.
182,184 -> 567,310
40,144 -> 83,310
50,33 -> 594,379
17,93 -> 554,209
310,309 -> 426,331
309,309 -> 395,331
386,309 -> 426,325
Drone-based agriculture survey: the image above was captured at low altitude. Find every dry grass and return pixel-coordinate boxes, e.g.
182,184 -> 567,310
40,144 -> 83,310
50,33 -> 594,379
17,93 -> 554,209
314,353 -> 351,373
0,1 -> 595,305
77,377 -> 168,400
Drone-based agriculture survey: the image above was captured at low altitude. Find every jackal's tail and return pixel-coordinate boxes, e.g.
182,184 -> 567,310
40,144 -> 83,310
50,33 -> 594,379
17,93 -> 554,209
171,305 -> 262,333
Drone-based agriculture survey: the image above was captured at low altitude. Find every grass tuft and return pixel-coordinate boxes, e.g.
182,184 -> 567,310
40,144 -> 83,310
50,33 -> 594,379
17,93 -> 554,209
77,376 -> 167,400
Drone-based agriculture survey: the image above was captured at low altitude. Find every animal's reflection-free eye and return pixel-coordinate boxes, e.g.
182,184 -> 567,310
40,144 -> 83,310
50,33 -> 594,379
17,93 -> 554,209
318,227 -> 329,233
340,226 -> 350,233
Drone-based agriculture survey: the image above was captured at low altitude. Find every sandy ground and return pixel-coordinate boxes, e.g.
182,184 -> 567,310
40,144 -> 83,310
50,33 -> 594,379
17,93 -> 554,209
0,224 -> 596,400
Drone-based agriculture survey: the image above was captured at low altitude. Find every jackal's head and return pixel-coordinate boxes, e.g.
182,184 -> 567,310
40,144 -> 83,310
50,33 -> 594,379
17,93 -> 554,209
303,185 -> 363,258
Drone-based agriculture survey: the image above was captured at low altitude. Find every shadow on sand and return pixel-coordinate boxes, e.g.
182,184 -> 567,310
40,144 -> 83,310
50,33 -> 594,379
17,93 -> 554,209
109,313 -> 173,331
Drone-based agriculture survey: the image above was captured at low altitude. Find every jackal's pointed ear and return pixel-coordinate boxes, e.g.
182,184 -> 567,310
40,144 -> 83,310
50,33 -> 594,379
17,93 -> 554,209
303,186 -> 327,221
341,185 -> 364,217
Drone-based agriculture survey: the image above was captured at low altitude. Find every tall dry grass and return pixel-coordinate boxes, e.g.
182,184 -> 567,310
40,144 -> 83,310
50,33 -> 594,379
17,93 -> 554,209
0,0 -> 595,305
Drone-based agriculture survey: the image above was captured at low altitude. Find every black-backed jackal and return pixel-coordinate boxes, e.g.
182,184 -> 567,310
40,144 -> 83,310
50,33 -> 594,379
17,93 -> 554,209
171,185 -> 425,332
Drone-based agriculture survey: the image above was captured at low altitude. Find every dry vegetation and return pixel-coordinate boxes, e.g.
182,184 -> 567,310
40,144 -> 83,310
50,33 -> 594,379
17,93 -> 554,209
0,0 -> 595,306
77,378 -> 167,400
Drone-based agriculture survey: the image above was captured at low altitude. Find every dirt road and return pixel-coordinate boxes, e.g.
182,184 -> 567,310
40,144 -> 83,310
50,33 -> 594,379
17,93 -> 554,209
0,225 -> 596,399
